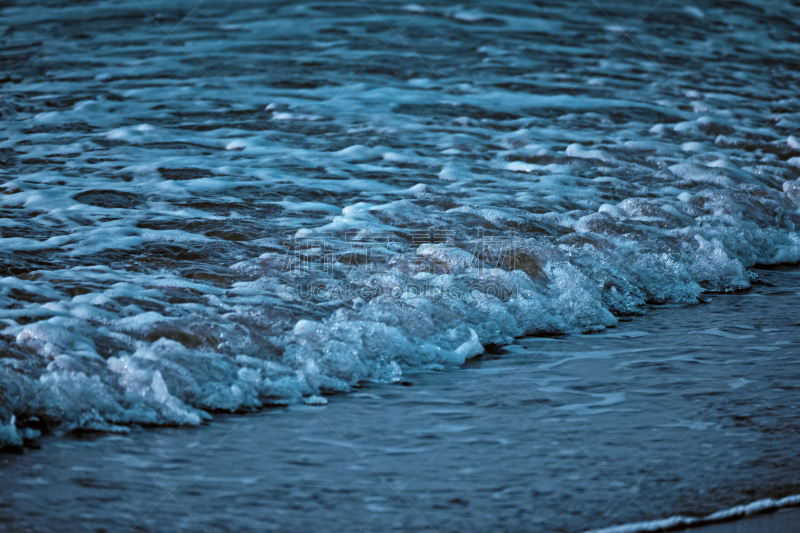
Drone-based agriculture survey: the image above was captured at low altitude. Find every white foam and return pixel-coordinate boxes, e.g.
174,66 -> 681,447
585,494 -> 800,533
2,0 -> 800,449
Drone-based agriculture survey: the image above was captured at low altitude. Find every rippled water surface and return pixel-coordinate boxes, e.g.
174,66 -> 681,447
1,0 -> 800,474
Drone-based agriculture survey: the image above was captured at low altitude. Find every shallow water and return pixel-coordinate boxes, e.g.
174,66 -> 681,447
2,0 -> 800,445
1,267 -> 798,532
684,507 -> 800,533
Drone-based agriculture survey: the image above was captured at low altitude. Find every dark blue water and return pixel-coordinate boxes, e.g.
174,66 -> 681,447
1,267 -> 799,532
1,1 -> 800,530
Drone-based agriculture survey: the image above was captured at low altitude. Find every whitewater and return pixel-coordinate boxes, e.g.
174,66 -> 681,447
1,0 -> 799,464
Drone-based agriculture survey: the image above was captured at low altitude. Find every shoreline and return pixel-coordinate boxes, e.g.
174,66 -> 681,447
586,495 -> 800,533
684,506 -> 800,533
2,268 -> 799,532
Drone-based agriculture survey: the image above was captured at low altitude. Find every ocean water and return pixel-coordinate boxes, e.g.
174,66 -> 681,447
1,267 -> 799,532
1,0 -> 800,500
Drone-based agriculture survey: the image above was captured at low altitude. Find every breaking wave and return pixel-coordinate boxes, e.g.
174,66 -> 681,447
1,0 -> 800,447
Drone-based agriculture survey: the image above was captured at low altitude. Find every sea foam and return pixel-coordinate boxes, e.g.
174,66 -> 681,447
1,0 -> 800,446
